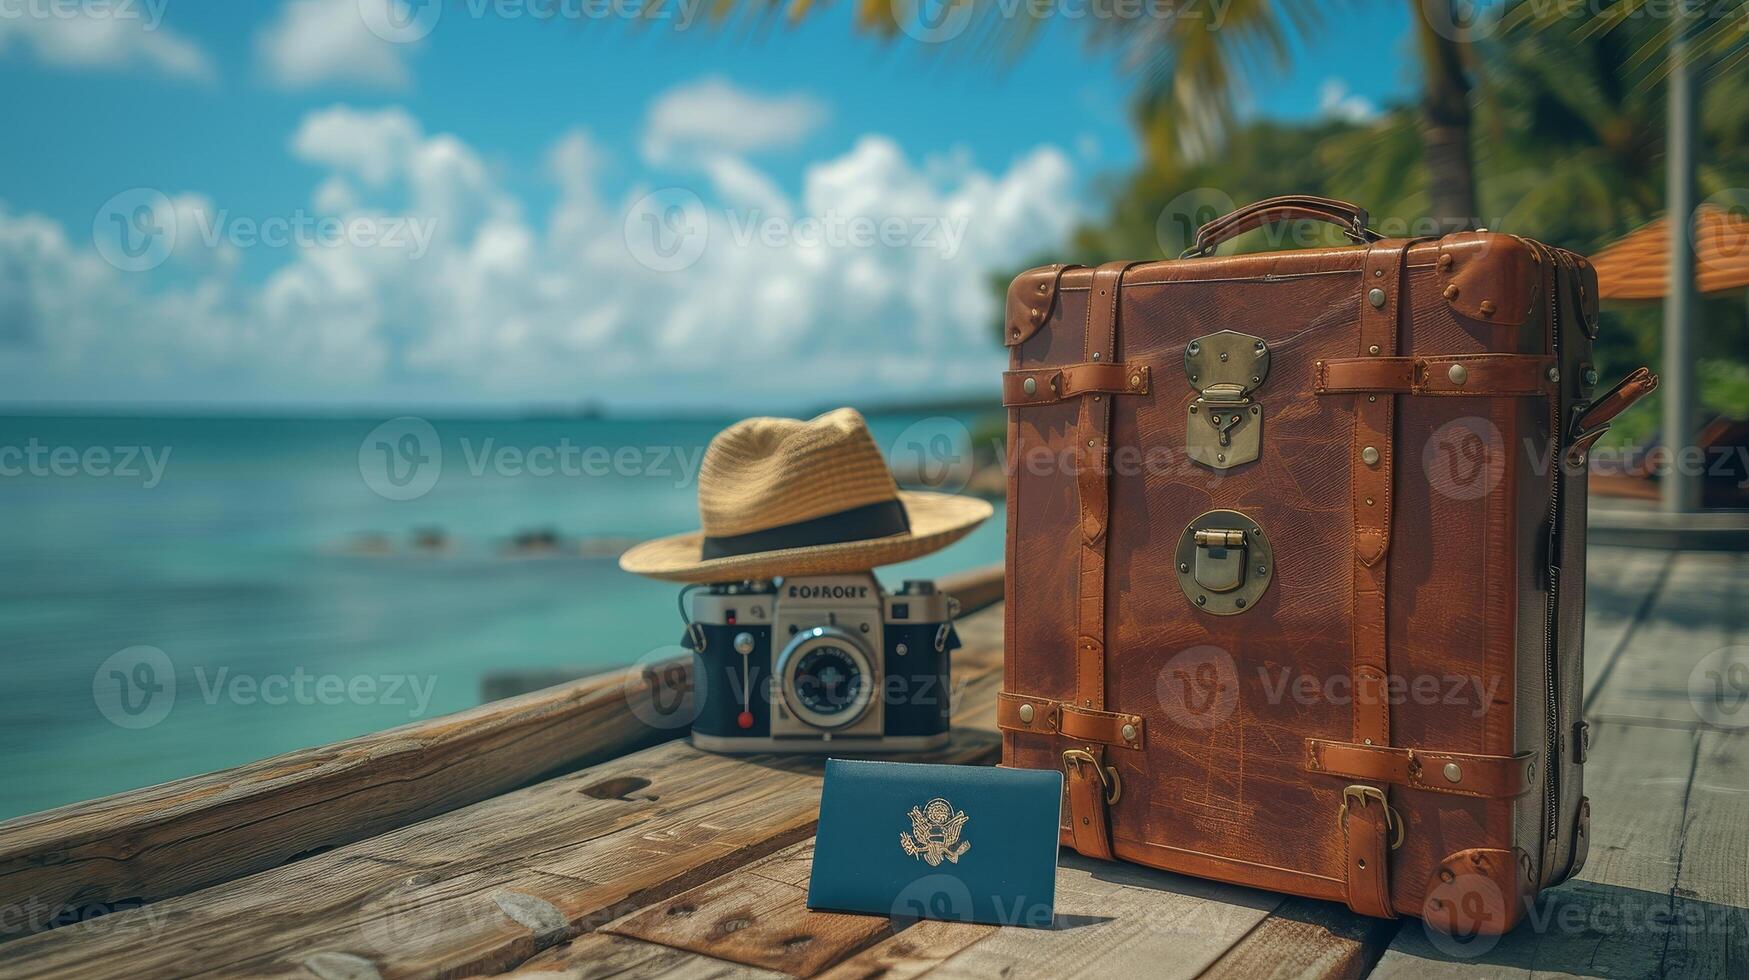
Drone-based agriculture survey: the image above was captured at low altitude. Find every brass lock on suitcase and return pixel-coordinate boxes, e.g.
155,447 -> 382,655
1174,510 -> 1272,615
1184,330 -> 1269,469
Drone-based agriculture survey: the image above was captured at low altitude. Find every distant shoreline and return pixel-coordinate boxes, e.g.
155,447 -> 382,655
0,395 -> 1004,423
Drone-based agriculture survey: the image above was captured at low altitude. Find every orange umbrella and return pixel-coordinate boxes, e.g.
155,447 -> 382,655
1591,204 -> 1749,300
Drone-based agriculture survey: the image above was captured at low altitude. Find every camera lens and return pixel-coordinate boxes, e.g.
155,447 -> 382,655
791,646 -> 863,717
776,626 -> 875,731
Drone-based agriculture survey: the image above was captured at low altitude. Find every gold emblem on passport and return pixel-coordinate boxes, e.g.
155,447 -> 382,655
900,797 -> 970,866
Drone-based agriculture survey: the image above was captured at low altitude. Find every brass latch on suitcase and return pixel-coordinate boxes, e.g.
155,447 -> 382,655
1184,330 -> 1270,469
1192,529 -> 1247,592
1176,510 -> 1273,615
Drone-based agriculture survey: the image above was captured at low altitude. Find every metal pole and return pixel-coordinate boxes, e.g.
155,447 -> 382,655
1662,8 -> 1701,513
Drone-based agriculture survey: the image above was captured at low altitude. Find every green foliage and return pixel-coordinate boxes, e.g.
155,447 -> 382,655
995,5 -> 1749,423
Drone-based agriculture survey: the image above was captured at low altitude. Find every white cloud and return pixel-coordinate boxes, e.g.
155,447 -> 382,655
1317,79 -> 1378,124
290,105 -> 425,185
642,77 -> 829,165
0,2 -> 213,79
0,94 -> 1082,409
256,0 -> 416,90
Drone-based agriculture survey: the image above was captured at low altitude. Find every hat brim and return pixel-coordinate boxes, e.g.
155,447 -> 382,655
618,491 -> 994,583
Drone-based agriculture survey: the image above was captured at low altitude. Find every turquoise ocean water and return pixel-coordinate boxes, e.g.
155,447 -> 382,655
0,414 -> 1003,820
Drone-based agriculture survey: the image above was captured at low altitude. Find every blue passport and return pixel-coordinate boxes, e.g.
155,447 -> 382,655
807,759 -> 1062,928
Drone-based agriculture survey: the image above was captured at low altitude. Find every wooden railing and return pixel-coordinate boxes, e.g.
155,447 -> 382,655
0,564 -> 1003,943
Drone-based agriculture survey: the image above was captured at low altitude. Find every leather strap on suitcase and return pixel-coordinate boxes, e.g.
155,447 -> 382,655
1338,239 -> 1425,918
1063,260 -> 1146,858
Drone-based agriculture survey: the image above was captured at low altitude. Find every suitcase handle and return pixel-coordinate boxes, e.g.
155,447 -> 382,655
1184,195 -> 1381,257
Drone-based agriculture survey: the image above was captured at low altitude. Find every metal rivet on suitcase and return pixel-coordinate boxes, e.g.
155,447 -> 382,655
1367,287 -> 1386,308
1443,763 -> 1463,783
1018,703 -> 1034,724
1362,446 -> 1380,466
1480,300 -> 1497,315
1121,723 -> 1136,742
1448,363 -> 1469,385
1022,377 -> 1037,396
1547,366 -> 1561,382
1368,344 -> 1381,355
1443,284 -> 1460,300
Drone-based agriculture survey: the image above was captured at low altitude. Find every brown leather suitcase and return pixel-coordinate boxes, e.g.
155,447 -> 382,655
996,196 -> 1658,933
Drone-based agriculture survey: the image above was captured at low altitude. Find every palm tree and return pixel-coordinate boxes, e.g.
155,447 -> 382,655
693,1 -> 1483,226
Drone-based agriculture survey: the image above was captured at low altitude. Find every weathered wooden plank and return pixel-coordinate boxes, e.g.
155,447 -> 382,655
1198,896 -> 1397,980
603,841 -> 895,976
1587,551 -> 1740,727
1369,720 -> 1699,978
911,853 -> 1284,980
491,932 -> 786,979
1580,547 -> 1675,705
0,602 -> 1006,979
810,919 -> 994,980
1661,727 -> 1749,978
0,653 -> 693,944
0,565 -> 1002,945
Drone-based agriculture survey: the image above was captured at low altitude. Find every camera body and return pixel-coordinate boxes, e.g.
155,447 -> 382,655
685,573 -> 957,753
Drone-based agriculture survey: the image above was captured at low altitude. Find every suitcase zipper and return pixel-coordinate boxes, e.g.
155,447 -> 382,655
1541,250 -> 1569,846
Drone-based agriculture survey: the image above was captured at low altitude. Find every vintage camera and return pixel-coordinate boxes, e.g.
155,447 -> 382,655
684,573 -> 958,753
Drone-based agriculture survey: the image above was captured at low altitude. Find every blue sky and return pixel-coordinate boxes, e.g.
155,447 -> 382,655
0,0 -> 1419,412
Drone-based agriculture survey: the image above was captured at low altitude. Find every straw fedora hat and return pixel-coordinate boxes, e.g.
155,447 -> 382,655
619,408 -> 992,583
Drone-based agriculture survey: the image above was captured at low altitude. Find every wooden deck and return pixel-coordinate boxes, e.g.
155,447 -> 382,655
0,550 -> 1742,979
